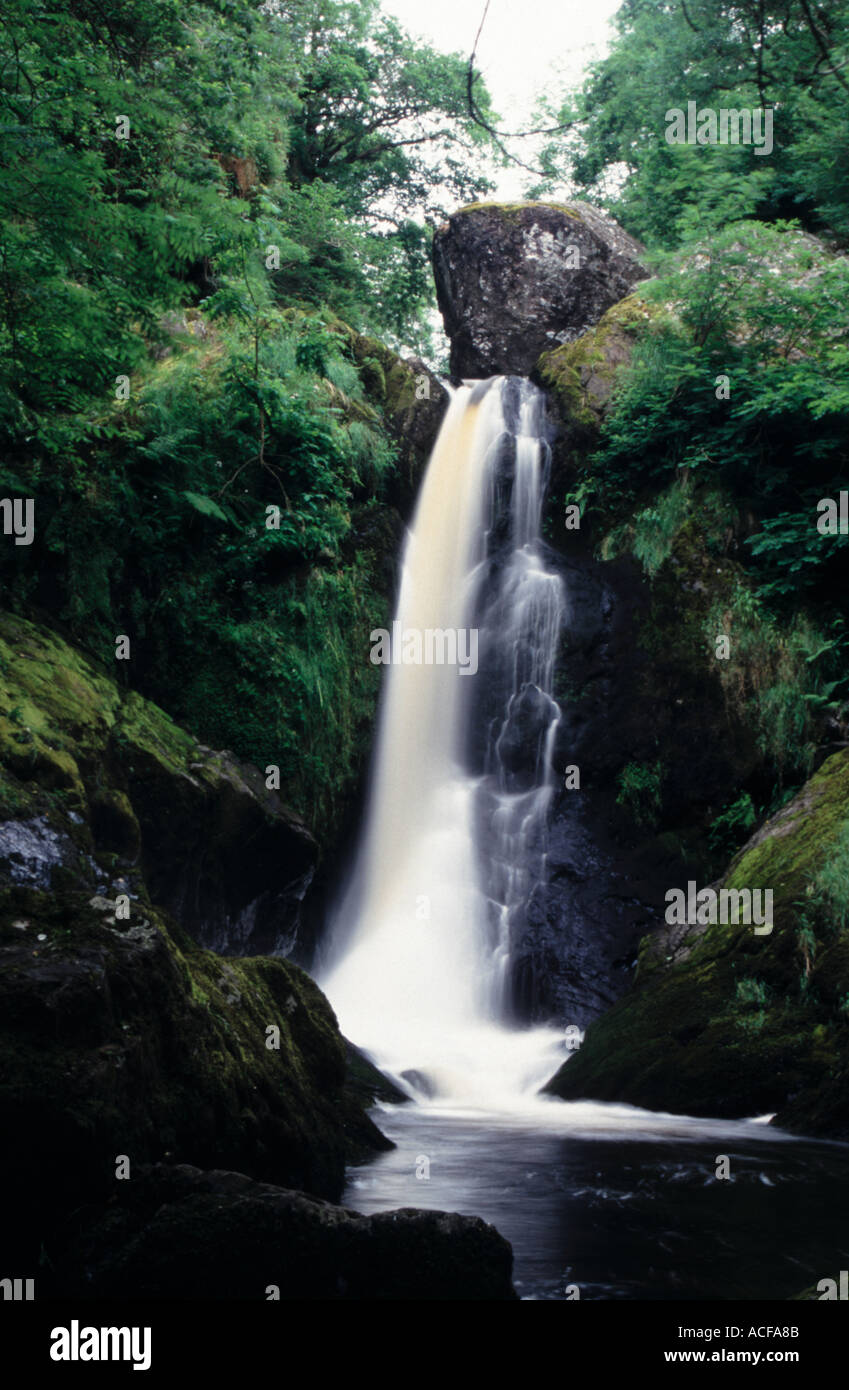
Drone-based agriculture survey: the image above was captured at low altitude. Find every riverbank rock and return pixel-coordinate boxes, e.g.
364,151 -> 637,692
0,882 -> 390,1264
544,750 -> 849,1137
0,609 -> 398,1274
52,1163 -> 518,1300
433,201 -> 647,380
0,612 -> 315,955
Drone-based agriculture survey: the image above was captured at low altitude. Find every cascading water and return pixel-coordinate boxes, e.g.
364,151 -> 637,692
472,381 -> 567,1021
321,381 -> 836,1305
319,376 -> 569,1109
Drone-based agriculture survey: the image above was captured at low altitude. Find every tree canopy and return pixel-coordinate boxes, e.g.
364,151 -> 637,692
531,0 -> 849,246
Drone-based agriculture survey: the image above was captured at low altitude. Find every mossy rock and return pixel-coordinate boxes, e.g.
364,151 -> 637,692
345,332 -> 448,514
457,200 -> 583,220
433,200 -> 647,378
537,292 -> 664,437
0,612 -> 317,952
545,750 -> 849,1137
0,882 -> 389,1270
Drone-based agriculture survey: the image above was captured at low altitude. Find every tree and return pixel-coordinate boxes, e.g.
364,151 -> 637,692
530,0 -> 849,247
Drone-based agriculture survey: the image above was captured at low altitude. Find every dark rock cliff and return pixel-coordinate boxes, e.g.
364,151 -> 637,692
546,752 -> 849,1138
430,205 -> 775,1048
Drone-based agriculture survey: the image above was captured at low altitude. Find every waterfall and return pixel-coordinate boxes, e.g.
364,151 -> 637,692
319,377 -> 569,1110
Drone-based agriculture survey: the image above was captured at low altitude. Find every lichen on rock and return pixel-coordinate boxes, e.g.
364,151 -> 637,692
433,200 -> 647,380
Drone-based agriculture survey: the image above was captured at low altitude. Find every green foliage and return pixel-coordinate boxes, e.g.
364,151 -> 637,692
709,792 -> 757,859
0,0 -> 495,456
532,0 -> 849,246
735,976 -> 768,1032
616,760 -> 663,828
706,578 -> 848,780
586,226 -> 849,530
565,223 -> 849,797
806,821 -> 849,934
0,297 -> 403,835
0,0 -> 500,835
736,977 -> 767,1007
601,479 -> 736,577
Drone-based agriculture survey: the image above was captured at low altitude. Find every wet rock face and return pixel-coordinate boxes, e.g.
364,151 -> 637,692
433,202 -> 647,380
543,747 -> 849,1138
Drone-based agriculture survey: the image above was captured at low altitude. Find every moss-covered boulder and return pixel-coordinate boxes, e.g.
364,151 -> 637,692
536,292 -> 661,446
51,1163 -> 517,1300
433,201 -> 647,379
0,880 -> 390,1261
0,612 -> 315,955
545,750 -> 849,1137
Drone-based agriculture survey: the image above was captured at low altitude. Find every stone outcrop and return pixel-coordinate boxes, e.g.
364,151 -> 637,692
536,293 -> 661,460
347,329 -> 448,517
433,201 -> 647,380
544,750 -> 849,1136
51,1164 -> 518,1300
0,611 -> 521,1300
0,882 -> 389,1242
0,613 -> 315,956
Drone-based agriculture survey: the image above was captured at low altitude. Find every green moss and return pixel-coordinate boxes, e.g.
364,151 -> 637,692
723,753 -> 849,927
537,293 -> 661,432
0,616 -> 117,793
0,612 -> 211,848
457,200 -> 582,219
546,749 -> 849,1137
347,332 -> 420,417
0,883 -> 374,1221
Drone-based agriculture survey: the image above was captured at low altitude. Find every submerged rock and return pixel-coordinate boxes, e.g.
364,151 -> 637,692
433,201 -> 647,380
52,1163 -> 517,1301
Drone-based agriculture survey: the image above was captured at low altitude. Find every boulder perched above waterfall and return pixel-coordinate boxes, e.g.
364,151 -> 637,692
433,201 -> 647,380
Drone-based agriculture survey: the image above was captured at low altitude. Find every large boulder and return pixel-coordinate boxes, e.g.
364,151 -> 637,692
0,883 -> 388,1237
52,1163 -> 518,1301
433,201 -> 647,380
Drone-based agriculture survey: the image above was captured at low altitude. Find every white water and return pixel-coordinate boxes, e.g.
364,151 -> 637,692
320,377 -> 572,1109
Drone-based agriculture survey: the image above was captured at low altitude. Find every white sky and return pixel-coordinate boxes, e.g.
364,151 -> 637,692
382,0 -> 624,199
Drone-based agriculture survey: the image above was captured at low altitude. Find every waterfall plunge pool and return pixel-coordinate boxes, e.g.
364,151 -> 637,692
343,1099 -> 849,1301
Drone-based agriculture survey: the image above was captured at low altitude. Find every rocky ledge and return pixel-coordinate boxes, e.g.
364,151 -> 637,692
545,750 -> 849,1136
